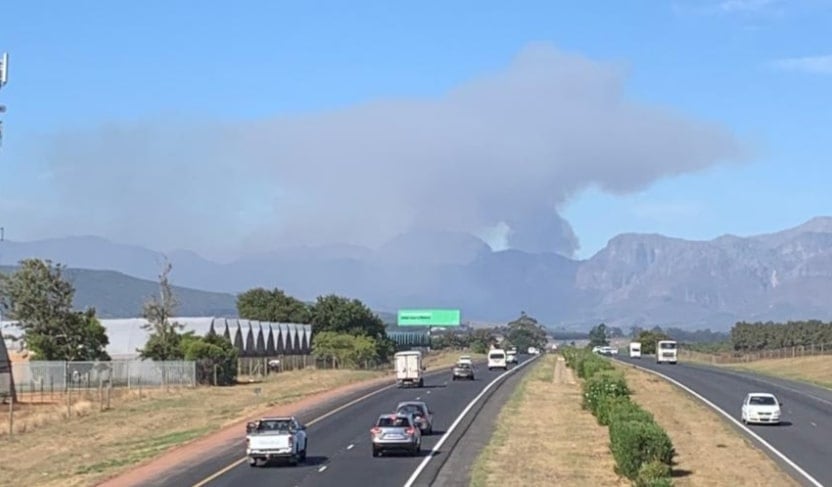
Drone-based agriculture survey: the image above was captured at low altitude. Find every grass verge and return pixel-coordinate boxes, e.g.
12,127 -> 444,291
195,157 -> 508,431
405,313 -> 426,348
470,354 -> 628,487
616,362 -> 799,486
725,356 -> 832,389
0,349 -> 465,487
680,349 -> 832,389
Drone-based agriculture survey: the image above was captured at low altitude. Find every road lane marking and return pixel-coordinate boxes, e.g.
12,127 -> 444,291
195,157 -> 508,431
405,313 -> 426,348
403,356 -> 541,487
346,444 -> 355,450
811,422 -> 817,427
191,365 -> 465,487
618,359 -> 824,487
415,397 -> 421,400
318,466 -> 327,473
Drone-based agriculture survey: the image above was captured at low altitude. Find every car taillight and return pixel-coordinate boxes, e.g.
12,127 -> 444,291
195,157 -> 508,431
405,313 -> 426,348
406,427 -> 416,435
370,427 -> 381,435
246,438 -> 250,446
288,434 -> 294,443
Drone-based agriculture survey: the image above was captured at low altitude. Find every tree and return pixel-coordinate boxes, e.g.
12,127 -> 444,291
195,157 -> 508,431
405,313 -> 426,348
236,287 -> 312,323
0,259 -> 110,360
312,331 -> 380,368
588,323 -> 610,348
469,328 -> 497,354
504,312 -> 548,352
310,294 -> 391,360
182,332 -> 238,385
137,260 -> 184,360
635,329 -> 672,355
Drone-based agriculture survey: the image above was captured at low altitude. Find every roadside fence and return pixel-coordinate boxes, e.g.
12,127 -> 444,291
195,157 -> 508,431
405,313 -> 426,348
680,342 -> 832,364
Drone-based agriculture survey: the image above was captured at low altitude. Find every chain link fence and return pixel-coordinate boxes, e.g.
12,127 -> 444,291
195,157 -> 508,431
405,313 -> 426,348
11,360 -> 196,396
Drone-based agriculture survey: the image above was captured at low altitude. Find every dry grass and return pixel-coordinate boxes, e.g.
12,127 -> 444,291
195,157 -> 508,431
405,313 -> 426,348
618,363 -> 799,486
726,356 -> 832,388
0,349 -> 468,487
0,368 -> 385,487
471,355 -> 629,487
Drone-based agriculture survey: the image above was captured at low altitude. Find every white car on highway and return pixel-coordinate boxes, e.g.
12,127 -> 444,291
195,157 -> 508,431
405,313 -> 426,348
741,392 -> 783,425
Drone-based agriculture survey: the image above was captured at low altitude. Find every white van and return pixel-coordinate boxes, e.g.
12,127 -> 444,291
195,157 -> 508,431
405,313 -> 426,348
395,351 -> 425,387
629,342 -> 642,358
656,340 -> 678,364
488,349 -> 508,371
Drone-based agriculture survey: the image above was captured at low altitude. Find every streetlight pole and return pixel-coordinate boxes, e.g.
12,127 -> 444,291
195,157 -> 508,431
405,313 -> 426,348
0,52 -> 8,146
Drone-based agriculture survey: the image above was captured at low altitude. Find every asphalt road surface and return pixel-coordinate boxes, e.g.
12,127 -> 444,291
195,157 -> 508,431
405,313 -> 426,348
158,355 -> 537,487
616,356 -> 832,487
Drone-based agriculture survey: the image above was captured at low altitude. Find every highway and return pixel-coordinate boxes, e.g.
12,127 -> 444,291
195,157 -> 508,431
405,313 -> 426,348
616,356 -> 832,487
152,354 -> 538,487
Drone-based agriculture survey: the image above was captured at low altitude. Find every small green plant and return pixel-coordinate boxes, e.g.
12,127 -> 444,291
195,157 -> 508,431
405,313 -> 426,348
582,370 -> 630,414
635,460 -> 673,487
609,419 -> 675,480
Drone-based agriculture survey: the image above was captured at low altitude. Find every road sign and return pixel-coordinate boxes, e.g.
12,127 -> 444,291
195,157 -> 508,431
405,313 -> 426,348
397,309 -> 461,327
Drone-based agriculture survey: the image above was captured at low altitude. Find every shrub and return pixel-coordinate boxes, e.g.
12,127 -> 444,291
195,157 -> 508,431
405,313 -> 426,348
635,460 -> 673,487
582,370 -> 630,414
578,356 -> 614,379
609,420 -> 675,480
606,398 -> 655,426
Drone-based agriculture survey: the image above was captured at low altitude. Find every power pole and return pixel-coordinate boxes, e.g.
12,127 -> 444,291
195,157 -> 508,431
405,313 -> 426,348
0,52 -> 8,146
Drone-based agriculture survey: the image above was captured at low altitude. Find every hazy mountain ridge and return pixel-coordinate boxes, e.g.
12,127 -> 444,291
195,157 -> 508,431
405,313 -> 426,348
2,217 -> 832,330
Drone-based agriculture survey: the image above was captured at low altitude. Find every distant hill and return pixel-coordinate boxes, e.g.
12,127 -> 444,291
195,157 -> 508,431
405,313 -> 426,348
0,266 -> 238,318
3,217 -> 832,330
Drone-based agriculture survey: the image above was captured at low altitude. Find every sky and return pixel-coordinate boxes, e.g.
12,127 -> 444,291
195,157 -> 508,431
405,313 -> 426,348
0,0 -> 830,261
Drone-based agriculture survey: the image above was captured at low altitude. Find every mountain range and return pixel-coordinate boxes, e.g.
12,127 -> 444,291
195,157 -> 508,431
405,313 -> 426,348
2,217 -> 832,330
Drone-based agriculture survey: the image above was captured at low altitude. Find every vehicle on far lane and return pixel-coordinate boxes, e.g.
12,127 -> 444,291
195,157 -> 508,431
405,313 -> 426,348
370,413 -> 422,457
656,340 -> 678,364
488,349 -> 508,370
506,349 -> 518,364
245,416 -> 308,467
741,392 -> 783,425
452,361 -> 475,381
458,355 -> 473,365
395,350 -> 425,388
396,400 -> 434,434
629,341 -> 642,358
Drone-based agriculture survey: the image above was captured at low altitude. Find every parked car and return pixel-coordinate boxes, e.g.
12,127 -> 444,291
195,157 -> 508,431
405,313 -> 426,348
370,413 -> 422,456
741,392 -> 782,425
245,416 -> 308,466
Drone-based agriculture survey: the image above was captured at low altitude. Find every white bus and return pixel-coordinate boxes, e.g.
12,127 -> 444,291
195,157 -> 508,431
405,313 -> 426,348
656,340 -> 677,364
629,342 -> 642,358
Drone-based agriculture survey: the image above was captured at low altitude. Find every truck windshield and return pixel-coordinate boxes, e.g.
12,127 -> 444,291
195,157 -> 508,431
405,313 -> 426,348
659,342 -> 677,350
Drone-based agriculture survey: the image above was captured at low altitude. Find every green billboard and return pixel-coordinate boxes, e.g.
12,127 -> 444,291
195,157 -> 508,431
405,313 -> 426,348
397,309 -> 461,327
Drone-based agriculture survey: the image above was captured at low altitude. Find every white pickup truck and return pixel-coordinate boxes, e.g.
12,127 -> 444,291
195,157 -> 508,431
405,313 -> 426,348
245,416 -> 308,466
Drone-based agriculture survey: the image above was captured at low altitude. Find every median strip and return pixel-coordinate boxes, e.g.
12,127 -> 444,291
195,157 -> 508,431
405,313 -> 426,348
470,354 -> 627,486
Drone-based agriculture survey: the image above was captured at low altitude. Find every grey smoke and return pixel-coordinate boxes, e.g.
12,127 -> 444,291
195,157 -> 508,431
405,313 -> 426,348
21,43 -> 743,258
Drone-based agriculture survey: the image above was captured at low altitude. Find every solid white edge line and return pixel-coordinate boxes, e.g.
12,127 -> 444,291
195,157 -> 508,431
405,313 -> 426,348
402,355 -> 541,487
619,359 -> 824,487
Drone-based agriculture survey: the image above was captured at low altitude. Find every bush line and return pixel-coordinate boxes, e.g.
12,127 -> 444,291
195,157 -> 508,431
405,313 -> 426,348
561,348 -> 676,487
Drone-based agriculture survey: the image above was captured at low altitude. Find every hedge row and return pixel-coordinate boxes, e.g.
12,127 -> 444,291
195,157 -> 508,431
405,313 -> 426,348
561,348 -> 676,487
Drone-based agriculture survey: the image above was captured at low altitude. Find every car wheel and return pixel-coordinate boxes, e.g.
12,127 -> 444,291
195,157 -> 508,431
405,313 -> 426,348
248,458 -> 258,467
301,441 -> 308,461
419,378 -> 424,387
372,446 -> 380,457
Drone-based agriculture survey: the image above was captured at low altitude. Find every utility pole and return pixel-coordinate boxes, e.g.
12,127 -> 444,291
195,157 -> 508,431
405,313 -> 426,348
0,52 -> 8,146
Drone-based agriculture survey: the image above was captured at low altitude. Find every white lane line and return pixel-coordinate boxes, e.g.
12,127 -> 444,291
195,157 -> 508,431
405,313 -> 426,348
811,422 -> 817,427
403,356 -> 541,487
318,465 -> 328,473
347,444 -> 355,450
620,360 -> 823,487
415,397 -> 421,400
426,390 -> 431,394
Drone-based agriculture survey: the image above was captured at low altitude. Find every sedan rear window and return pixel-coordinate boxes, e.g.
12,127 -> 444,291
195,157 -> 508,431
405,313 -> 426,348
377,416 -> 411,427
749,396 -> 777,405
397,405 -> 425,416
